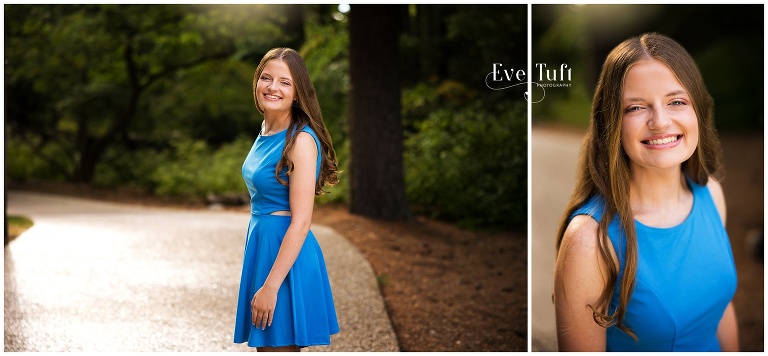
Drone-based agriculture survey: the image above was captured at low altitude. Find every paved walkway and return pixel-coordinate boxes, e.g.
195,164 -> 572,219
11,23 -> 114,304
530,127 -> 584,351
4,191 -> 399,352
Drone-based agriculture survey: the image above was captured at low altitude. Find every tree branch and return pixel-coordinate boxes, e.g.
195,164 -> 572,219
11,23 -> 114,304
140,46 -> 234,91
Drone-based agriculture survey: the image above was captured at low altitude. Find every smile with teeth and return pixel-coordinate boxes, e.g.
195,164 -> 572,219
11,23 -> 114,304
643,135 -> 681,145
264,94 -> 281,100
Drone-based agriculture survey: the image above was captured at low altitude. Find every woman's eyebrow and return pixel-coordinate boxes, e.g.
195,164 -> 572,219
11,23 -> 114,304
664,89 -> 687,97
623,89 -> 687,103
622,96 -> 644,103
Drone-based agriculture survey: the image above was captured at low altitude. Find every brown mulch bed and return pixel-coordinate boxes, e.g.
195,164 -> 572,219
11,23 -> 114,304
313,205 -> 528,351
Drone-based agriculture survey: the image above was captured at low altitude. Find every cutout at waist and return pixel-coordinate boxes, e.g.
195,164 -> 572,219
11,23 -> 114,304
269,210 -> 291,216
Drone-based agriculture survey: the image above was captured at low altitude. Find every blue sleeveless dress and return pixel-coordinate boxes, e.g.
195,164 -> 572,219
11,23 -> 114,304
570,178 -> 737,351
233,124 -> 339,348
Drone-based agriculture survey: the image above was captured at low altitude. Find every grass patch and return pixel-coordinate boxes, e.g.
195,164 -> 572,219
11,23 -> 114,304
7,215 -> 34,243
376,274 -> 390,287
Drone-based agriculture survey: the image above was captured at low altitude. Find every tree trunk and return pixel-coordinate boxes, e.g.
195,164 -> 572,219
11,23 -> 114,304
348,4 -> 411,220
74,137 -> 106,183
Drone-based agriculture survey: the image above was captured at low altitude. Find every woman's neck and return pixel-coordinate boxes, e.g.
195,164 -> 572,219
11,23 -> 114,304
262,111 -> 291,135
629,165 -> 692,227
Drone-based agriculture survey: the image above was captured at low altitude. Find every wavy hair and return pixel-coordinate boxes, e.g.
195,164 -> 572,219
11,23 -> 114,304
555,33 -> 723,338
253,48 -> 340,195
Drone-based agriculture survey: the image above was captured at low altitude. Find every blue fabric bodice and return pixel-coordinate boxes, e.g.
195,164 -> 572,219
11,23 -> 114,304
242,124 -> 321,215
570,178 -> 737,351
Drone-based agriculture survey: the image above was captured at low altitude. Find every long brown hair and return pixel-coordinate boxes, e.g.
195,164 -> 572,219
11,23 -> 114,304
555,33 -> 723,337
253,47 -> 339,195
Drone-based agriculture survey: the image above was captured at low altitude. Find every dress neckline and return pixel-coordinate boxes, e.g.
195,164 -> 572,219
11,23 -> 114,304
260,127 -> 288,137
634,177 -> 698,234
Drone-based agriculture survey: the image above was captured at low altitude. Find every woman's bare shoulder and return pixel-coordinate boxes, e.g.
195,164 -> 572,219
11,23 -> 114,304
290,131 -> 318,159
557,214 -> 617,276
561,215 -> 600,251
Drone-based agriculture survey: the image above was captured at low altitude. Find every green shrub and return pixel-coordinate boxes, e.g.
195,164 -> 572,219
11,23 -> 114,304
300,15 -> 350,206
404,101 -> 527,230
149,137 -> 252,200
6,134 -> 70,182
91,132 -> 347,205
92,145 -> 167,189
316,138 -> 349,204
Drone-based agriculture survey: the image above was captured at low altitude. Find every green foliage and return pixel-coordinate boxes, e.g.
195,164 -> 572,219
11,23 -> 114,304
91,146 -> 168,189
299,10 -> 350,140
405,100 -> 527,230
694,36 -> 763,132
537,83 -> 593,127
532,4 -> 764,132
301,9 -> 351,204
397,5 -> 528,230
5,134 -> 71,183
7,216 -> 34,229
5,4 -> 303,182
402,80 -> 476,129
144,59 -> 259,146
376,274 -> 390,287
149,137 -> 252,199
532,11 -> 591,126
7,4 -> 531,231
7,215 -> 34,241
443,5 -> 527,84
316,138 -> 350,204
90,136 -> 252,200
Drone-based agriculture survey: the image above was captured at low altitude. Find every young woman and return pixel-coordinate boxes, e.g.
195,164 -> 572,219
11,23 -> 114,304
233,48 -> 340,351
553,33 -> 739,351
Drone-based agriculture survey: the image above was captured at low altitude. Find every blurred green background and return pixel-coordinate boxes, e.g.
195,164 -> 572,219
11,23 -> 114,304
532,4 -> 764,132
5,4 -> 527,230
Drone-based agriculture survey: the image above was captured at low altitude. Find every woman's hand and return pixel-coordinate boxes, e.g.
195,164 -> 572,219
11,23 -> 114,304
251,285 -> 278,330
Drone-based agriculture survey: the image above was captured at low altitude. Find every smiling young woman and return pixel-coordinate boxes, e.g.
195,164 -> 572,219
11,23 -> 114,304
553,33 -> 738,351
233,48 -> 340,352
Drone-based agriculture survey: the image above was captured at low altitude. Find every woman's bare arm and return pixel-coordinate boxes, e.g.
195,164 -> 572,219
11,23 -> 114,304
708,178 -> 739,351
554,215 -> 614,351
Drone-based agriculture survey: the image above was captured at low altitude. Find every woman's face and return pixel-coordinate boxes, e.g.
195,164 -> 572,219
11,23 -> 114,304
255,59 -> 296,114
620,59 -> 699,173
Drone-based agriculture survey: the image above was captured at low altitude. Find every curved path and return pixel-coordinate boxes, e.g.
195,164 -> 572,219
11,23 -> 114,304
5,191 -> 399,352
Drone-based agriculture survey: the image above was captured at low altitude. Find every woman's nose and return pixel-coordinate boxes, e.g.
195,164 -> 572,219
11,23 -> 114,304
648,107 -> 671,131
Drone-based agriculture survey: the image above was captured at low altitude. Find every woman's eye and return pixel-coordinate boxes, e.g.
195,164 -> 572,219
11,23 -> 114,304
261,76 -> 271,81
670,100 -> 687,106
624,106 -> 642,113
281,81 -> 291,86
